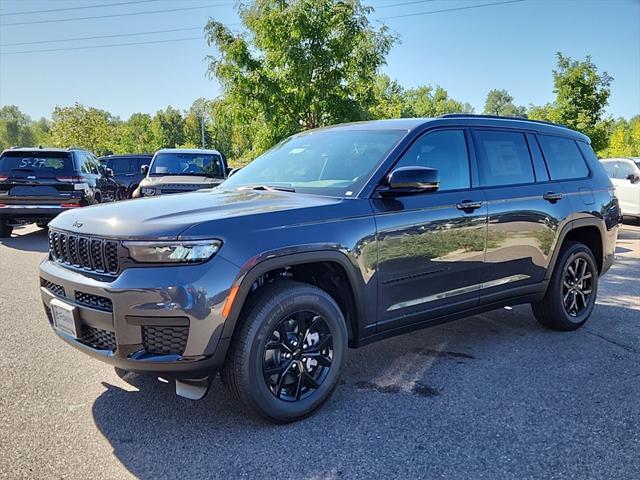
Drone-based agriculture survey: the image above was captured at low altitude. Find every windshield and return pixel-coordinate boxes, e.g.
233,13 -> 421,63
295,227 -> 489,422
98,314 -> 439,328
222,129 -> 406,197
150,152 -> 224,178
0,151 -> 74,177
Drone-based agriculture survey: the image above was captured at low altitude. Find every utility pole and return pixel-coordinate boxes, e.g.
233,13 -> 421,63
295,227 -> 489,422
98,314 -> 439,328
200,114 -> 205,149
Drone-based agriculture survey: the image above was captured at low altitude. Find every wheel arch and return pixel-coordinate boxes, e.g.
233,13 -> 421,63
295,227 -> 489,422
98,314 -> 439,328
221,251 -> 368,347
546,218 -> 605,280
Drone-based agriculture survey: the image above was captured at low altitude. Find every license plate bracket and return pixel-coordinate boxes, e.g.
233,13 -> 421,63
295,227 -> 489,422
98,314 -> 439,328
50,298 -> 80,339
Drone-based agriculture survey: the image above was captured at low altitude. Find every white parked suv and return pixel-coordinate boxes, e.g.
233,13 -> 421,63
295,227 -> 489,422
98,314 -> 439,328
600,157 -> 640,220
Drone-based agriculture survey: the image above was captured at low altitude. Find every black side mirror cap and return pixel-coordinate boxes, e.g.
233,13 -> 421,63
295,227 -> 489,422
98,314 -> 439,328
379,166 -> 439,197
141,164 -> 149,175
626,173 -> 640,183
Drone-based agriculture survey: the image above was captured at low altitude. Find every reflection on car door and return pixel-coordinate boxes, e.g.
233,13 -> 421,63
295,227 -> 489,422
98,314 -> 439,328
371,129 -> 487,329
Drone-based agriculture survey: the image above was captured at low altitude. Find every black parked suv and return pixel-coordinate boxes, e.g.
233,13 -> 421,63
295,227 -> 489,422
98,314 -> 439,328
0,147 -> 119,237
39,116 -> 619,422
99,154 -> 153,199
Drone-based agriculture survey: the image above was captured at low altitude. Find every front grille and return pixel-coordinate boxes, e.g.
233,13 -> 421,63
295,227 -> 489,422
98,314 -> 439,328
80,325 -> 116,351
42,279 -> 65,298
49,230 -> 120,275
75,291 -> 113,312
142,326 -> 189,355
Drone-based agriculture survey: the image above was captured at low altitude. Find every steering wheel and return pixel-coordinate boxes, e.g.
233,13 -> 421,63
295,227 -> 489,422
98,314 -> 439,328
182,164 -> 200,173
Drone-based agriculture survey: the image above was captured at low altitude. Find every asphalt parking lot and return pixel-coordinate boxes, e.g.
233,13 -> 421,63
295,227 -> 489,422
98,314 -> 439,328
1,222 -> 638,480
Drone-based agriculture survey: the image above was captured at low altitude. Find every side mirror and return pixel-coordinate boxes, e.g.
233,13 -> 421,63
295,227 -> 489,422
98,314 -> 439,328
626,173 -> 640,184
105,168 -> 114,178
228,167 -> 241,178
141,164 -> 149,175
380,166 -> 439,196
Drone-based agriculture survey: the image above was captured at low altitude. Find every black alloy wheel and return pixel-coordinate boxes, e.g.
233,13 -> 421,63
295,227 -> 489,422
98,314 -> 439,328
562,256 -> 594,318
263,311 -> 333,402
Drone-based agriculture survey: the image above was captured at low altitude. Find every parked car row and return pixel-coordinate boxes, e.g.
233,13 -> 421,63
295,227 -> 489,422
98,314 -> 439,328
0,147 -> 227,237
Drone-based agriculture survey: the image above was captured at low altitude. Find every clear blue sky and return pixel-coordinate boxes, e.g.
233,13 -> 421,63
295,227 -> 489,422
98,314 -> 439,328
1,0 -> 638,121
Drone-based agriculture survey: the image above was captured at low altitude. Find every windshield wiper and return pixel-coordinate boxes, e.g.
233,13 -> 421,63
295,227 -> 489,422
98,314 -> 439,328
240,184 -> 296,193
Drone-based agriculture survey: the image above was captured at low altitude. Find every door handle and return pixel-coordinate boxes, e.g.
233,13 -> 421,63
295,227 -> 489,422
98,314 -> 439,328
543,192 -> 563,203
456,200 -> 483,212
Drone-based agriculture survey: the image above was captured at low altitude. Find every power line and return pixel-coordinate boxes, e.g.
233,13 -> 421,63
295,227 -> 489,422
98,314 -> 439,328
0,0 -> 161,17
1,27 -> 203,47
1,37 -> 204,56
0,0 -> 526,55
373,0 -> 439,9
0,3 -> 230,27
378,0 -> 526,20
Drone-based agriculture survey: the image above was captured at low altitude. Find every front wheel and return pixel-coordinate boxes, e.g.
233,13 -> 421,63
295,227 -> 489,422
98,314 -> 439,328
221,281 -> 348,423
532,241 -> 598,331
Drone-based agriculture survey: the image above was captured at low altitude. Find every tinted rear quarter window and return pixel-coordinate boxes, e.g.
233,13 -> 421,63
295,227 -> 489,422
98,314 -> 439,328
616,160 -> 639,179
538,135 -> 589,180
474,130 -> 535,187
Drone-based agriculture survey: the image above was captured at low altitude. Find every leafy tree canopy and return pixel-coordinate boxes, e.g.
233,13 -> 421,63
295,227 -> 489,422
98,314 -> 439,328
483,89 -> 527,117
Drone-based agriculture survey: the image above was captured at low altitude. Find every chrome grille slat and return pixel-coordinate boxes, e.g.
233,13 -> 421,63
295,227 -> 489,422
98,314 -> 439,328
48,230 -> 120,276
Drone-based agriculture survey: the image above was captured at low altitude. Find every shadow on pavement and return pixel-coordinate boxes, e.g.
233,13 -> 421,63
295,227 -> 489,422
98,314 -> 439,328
90,300 -> 639,479
0,226 -> 49,253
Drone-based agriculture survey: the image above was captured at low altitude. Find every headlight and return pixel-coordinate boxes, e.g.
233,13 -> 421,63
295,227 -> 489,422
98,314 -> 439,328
141,187 -> 156,196
123,240 -> 222,263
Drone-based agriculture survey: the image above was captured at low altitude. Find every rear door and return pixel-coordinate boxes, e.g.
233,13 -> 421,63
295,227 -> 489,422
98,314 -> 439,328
0,151 -> 77,205
472,129 -> 574,303
372,128 -> 487,328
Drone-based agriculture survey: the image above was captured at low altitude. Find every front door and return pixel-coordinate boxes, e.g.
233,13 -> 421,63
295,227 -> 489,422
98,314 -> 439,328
371,129 -> 487,328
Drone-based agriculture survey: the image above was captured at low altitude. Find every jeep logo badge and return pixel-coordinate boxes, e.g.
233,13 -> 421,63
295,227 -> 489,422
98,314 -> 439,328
72,220 -> 83,228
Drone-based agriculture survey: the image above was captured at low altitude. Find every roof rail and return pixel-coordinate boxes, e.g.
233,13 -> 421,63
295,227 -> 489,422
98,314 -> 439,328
440,113 -> 568,129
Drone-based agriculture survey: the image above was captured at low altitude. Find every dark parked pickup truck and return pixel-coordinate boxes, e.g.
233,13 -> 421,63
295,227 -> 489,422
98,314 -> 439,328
38,115 -> 619,422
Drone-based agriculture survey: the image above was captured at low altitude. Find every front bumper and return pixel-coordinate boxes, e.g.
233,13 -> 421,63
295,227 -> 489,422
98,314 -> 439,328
39,254 -> 240,378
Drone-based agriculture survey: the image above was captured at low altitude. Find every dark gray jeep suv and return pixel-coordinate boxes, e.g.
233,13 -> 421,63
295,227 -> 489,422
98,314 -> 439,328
39,115 -> 619,422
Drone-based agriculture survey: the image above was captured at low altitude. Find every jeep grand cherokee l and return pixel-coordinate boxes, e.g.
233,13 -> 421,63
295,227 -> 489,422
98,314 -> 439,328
0,147 -> 118,237
39,115 -> 619,422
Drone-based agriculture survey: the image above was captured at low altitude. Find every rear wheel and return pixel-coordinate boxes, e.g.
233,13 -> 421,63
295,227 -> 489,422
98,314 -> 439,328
221,280 -> 347,423
532,242 -> 598,331
0,219 -> 13,238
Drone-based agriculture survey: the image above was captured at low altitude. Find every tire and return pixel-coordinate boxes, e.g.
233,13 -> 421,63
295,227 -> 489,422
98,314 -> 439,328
0,219 -> 13,238
532,241 -> 598,331
221,280 -> 348,423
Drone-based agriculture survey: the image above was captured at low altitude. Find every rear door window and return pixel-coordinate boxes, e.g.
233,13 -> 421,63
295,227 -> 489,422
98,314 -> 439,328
0,151 -> 74,177
473,130 -> 535,187
538,135 -> 590,180
109,158 -> 133,174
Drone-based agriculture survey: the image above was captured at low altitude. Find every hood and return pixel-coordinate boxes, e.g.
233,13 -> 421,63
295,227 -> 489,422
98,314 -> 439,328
49,188 -> 343,240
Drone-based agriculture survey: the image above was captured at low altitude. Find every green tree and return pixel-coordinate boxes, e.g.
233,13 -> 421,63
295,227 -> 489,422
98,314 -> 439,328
369,74 -> 406,119
403,85 -> 474,117
183,99 -> 212,148
599,116 -> 640,157
483,89 -> 527,117
151,106 -> 185,149
529,53 -> 613,152
0,105 -> 36,149
205,0 -> 396,155
49,103 -> 116,155
116,113 -> 155,153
